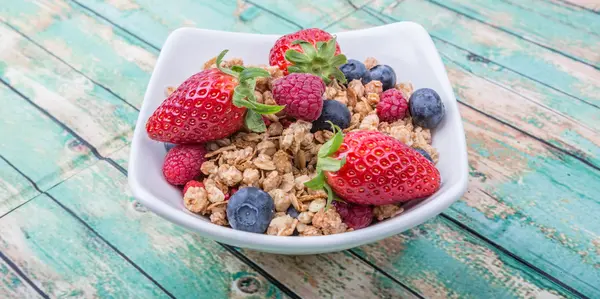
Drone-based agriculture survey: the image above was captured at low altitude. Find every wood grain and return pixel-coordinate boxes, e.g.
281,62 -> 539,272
366,0 -> 600,106
0,23 -> 137,156
431,0 -> 600,66
0,258 -> 42,299
507,0 -> 600,35
0,193 -> 170,298
555,0 -> 600,11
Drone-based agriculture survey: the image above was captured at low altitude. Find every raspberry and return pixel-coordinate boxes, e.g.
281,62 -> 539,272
272,73 -> 325,121
333,201 -> 373,230
183,180 -> 204,194
376,89 -> 408,122
224,187 -> 238,201
162,144 -> 207,185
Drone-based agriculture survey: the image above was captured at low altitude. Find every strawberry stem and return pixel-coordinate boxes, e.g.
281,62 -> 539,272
284,37 -> 347,84
216,49 -> 285,132
304,121 -> 346,210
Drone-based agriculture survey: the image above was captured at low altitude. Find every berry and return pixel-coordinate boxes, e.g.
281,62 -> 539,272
376,89 -> 408,122
146,51 -> 283,143
269,28 -> 343,79
164,143 -> 177,152
311,100 -> 351,133
414,148 -> 433,163
183,180 -> 204,194
224,187 -> 238,201
226,187 -> 275,233
333,201 -> 373,230
340,59 -> 371,84
286,205 -> 300,218
162,145 -> 207,185
367,65 -> 396,91
325,131 -> 441,205
409,88 -> 445,129
272,73 -> 326,121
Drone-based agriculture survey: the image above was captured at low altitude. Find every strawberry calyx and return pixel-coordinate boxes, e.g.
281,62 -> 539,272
216,50 -> 285,133
285,37 -> 347,84
304,121 -> 346,210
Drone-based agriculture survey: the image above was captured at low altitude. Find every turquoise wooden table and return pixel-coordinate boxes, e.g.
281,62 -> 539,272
1,0 -> 599,298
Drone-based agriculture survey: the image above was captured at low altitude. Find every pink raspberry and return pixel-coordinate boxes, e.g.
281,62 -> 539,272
162,144 -> 207,185
333,201 -> 373,230
183,180 -> 204,194
376,89 -> 408,122
272,73 -> 325,121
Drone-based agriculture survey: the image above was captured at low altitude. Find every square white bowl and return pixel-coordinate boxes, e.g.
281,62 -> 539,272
129,22 -> 468,255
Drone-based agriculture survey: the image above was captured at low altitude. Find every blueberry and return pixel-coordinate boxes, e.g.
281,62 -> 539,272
409,88 -> 445,129
286,205 -> 300,218
226,187 -> 274,233
311,100 -> 351,133
367,65 -> 396,90
164,143 -> 176,152
340,59 -> 371,84
414,148 -> 433,162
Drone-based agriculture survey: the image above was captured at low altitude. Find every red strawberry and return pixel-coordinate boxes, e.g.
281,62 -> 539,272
183,180 -> 204,194
332,201 -> 373,229
272,73 -> 325,121
269,29 -> 347,83
146,50 -> 284,143
163,145 -> 207,185
326,131 -> 440,205
377,89 -> 408,122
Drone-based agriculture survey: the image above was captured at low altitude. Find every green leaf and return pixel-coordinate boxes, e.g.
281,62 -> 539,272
245,110 -> 266,132
320,38 -> 337,59
318,123 -> 344,158
285,50 -> 311,64
231,65 -> 245,73
215,49 -> 237,77
287,65 -> 304,74
239,68 -> 270,82
304,172 -> 325,190
297,41 -> 317,58
331,54 -> 348,67
331,68 -> 348,84
248,102 -> 285,114
323,183 -> 335,211
318,157 -> 345,172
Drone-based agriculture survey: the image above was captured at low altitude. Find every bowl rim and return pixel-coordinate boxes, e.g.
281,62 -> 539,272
128,21 -> 468,253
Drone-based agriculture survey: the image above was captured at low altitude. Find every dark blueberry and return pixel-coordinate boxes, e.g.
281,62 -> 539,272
226,187 -> 274,233
340,59 -> 371,84
164,143 -> 177,152
310,100 -> 351,133
367,65 -> 396,90
409,88 -> 445,129
414,148 -> 433,162
286,205 -> 300,218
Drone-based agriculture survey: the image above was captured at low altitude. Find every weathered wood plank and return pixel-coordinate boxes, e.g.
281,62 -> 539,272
364,0 -> 600,106
431,0 -> 600,66
0,157 -> 38,217
73,0 -> 301,48
328,9 -> 600,297
555,0 -> 600,12
44,161 -> 287,298
501,0 -> 600,37
0,259 -> 41,299
0,23 -> 138,156
0,0 -> 156,108
0,193 -> 170,298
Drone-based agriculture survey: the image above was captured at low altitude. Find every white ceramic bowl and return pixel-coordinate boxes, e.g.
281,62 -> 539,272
129,22 -> 468,254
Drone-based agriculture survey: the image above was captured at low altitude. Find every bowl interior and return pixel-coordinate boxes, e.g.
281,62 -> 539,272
129,22 -> 468,254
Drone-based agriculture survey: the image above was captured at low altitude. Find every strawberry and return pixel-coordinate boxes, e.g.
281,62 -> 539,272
305,126 -> 441,206
269,28 -> 347,83
163,145 -> 207,186
272,73 -> 326,121
146,50 -> 284,144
